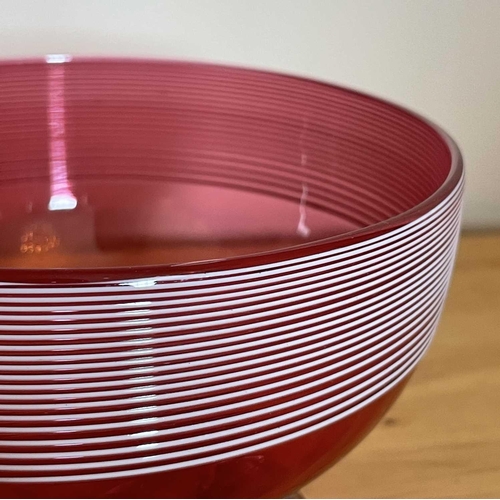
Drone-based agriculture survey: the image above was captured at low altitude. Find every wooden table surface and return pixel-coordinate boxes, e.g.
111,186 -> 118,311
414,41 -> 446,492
302,232 -> 500,498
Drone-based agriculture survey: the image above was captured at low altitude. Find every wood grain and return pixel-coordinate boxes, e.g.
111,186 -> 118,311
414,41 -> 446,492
303,232 -> 500,498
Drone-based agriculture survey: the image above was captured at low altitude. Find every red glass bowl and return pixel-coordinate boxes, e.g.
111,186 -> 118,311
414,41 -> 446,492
0,58 -> 463,498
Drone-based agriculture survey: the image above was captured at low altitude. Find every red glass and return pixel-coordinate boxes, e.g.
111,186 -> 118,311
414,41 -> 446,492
0,58 -> 463,498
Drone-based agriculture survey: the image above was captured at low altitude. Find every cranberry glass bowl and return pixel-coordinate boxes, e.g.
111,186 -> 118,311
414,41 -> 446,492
0,58 -> 463,498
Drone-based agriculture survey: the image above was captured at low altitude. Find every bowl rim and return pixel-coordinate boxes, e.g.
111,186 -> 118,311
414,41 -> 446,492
0,56 -> 464,284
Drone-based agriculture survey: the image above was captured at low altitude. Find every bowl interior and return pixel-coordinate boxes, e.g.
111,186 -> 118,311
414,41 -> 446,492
0,59 -> 452,271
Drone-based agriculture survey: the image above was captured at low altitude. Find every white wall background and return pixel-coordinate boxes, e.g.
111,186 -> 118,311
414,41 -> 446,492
0,0 -> 498,229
